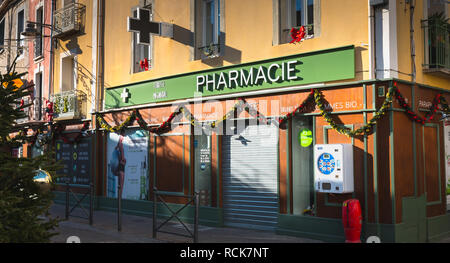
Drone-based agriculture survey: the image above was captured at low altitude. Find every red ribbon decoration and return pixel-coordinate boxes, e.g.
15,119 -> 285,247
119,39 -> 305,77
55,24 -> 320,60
140,58 -> 149,71
290,26 -> 306,44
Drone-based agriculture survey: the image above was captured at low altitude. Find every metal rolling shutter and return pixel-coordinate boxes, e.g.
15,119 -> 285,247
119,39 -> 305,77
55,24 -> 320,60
222,124 -> 279,230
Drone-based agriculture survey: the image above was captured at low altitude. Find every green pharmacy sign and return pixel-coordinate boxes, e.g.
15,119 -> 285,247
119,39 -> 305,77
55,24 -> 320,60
105,45 -> 355,109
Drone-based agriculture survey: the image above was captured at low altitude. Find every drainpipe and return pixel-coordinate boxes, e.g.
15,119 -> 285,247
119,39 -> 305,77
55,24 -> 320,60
96,0 -> 104,114
49,0 -> 55,104
409,0 -> 416,83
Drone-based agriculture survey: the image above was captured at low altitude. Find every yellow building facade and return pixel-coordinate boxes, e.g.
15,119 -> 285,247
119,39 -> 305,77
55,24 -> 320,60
52,0 -> 450,242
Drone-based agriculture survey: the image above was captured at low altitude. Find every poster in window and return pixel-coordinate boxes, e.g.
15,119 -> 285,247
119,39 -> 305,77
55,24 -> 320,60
107,129 -> 149,200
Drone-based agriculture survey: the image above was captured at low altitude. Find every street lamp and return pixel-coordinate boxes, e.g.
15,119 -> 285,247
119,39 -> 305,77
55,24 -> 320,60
21,21 -> 60,38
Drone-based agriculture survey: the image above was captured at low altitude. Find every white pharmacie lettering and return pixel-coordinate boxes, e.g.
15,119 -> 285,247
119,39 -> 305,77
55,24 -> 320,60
217,72 -> 227,90
287,60 -> 299,80
268,63 -> 280,82
196,75 -> 205,92
206,74 -> 215,91
240,68 -> 253,87
228,70 -> 239,88
254,65 -> 268,84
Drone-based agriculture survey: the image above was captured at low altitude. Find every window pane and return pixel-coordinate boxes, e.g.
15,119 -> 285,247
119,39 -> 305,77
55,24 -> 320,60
295,0 -> 303,27
307,0 -> 314,25
17,10 -> 24,53
205,0 -> 214,45
0,20 -> 4,48
17,10 -> 24,37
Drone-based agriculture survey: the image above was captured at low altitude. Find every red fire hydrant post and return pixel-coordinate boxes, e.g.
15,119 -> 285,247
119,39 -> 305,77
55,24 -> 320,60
342,199 -> 362,243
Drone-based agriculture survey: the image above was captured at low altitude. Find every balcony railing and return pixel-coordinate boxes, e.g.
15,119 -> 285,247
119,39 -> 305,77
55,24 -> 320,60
53,3 -> 85,39
422,19 -> 450,74
50,90 -> 87,121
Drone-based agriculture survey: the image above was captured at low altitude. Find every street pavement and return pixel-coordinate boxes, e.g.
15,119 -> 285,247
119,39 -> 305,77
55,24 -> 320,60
49,204 -> 323,243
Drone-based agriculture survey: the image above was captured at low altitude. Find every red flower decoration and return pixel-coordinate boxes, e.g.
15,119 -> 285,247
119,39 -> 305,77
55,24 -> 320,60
290,26 -> 306,44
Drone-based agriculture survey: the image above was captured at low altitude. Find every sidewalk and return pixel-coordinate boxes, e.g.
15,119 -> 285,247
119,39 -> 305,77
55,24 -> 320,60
49,204 -> 323,243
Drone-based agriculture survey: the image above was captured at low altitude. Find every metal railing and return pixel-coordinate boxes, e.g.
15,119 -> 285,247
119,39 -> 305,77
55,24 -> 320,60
65,180 -> 94,225
422,19 -> 450,70
50,90 -> 87,120
53,3 -> 85,38
152,188 -> 199,243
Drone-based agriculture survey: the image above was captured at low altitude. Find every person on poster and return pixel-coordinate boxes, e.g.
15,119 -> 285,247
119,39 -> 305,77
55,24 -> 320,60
111,132 -> 127,198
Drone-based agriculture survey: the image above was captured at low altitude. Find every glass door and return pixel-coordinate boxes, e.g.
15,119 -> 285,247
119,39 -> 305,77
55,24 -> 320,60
292,116 -> 315,215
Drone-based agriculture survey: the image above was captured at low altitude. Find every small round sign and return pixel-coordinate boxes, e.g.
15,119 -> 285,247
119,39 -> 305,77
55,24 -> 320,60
298,129 -> 313,148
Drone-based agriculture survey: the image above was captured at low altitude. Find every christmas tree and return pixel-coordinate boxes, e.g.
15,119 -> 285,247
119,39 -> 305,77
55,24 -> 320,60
0,63 -> 60,243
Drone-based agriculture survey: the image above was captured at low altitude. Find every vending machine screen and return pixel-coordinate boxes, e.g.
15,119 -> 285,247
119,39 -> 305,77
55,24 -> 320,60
317,153 -> 335,175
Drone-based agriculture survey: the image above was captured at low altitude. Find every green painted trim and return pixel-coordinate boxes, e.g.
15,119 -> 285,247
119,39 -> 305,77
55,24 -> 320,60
427,213 -> 450,242
277,214 -> 395,243
422,123 -> 442,206
100,78 -> 450,115
322,124 -> 355,145
394,195 -> 427,242
286,120 -> 290,214
363,84 -> 368,222
363,112 -> 369,221
276,214 -> 345,242
312,116 -> 317,215
373,86 -> 380,237
363,84 -> 367,110
389,81 -> 396,224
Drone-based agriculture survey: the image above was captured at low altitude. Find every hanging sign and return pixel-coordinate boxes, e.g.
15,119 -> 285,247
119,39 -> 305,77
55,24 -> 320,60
127,7 -> 173,45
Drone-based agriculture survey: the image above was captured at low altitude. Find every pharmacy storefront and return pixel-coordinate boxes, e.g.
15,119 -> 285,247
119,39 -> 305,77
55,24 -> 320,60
91,45 -> 450,242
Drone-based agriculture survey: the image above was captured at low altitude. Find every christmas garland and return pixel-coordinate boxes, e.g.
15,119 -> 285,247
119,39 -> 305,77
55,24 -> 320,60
96,83 -> 450,138
97,110 -> 137,133
314,87 -> 394,137
391,81 -> 448,124
56,122 -> 90,144
277,89 -> 315,128
97,99 -> 268,135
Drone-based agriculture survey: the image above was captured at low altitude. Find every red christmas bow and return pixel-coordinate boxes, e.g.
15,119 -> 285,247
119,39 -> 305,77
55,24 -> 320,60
290,26 -> 306,44
140,58 -> 149,71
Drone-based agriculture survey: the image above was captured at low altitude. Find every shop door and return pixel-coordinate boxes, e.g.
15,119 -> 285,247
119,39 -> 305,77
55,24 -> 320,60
222,123 -> 279,230
292,116 -> 315,215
